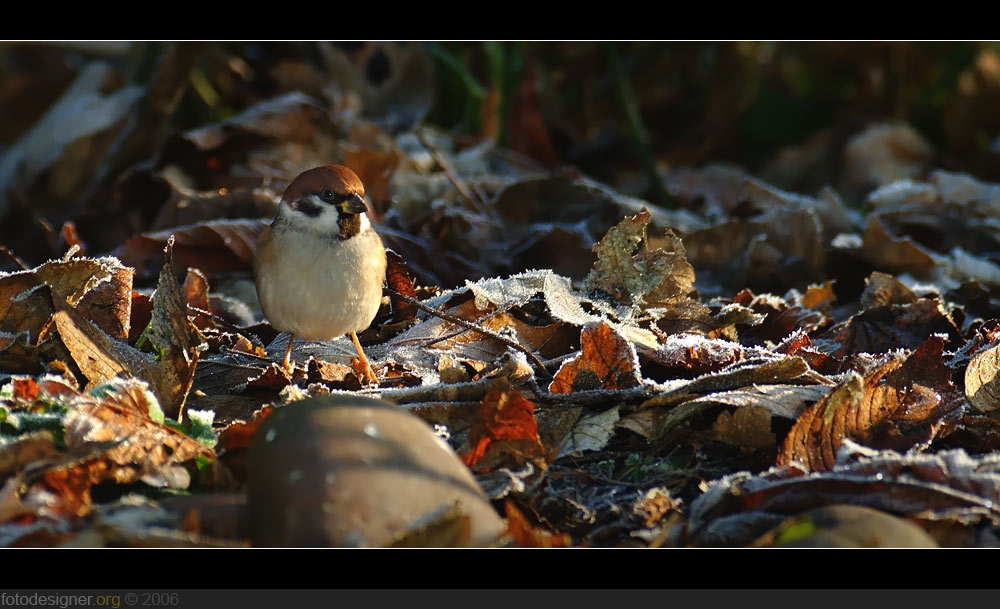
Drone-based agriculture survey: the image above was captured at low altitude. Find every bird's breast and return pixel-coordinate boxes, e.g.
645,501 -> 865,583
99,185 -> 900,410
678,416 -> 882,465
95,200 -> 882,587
255,225 -> 387,340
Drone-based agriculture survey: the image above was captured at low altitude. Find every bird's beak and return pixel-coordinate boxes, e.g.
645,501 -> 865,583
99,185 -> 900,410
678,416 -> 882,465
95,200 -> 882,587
337,195 -> 368,215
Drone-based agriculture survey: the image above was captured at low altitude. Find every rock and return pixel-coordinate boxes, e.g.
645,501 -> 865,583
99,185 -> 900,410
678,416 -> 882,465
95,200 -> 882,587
754,504 -> 938,548
248,395 -> 505,547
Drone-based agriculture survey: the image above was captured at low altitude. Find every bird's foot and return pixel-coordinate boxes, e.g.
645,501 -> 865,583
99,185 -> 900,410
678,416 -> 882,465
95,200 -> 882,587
351,356 -> 379,387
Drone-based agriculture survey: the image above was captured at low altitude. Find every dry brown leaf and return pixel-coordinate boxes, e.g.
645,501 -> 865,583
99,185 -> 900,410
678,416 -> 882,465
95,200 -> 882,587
732,289 -> 831,346
859,271 -> 918,310
638,334 -> 745,375
689,440 -> 1000,547
183,268 -> 211,313
713,406 -> 776,454
773,331 -> 839,375
859,216 -> 936,275
147,237 -> 206,418
825,298 -> 963,360
800,280 -> 837,310
385,249 -> 417,322
778,335 -> 965,471
64,378 -> 212,486
113,219 -> 266,281
0,433 -> 59,481
549,320 -> 640,393
965,341 -> 1000,412
0,257 -> 133,364
585,208 -> 695,307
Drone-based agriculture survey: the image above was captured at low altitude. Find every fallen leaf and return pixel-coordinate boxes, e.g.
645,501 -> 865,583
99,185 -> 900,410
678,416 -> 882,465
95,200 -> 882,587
638,334 -> 746,376
713,406 -> 775,454
585,208 -> 695,308
860,271 -> 918,310
825,297 -> 963,360
777,335 -> 965,471
859,216 -> 936,275
146,237 -> 207,418
773,330 -> 838,375
385,249 -> 417,322
965,341 -> 1000,412
640,355 -> 815,410
183,268 -> 211,313
732,289 -> 830,346
689,439 -> 1000,547
0,433 -> 59,481
113,219 -> 266,282
549,321 -> 640,393
0,256 -> 133,364
504,500 -> 571,547
462,389 -> 544,471
557,405 -> 620,458
216,405 -> 276,454
64,377 -> 213,487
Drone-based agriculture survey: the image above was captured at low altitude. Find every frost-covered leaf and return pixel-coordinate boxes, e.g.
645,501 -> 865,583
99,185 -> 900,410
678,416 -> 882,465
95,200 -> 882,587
688,440 -> 1000,547
549,321 -> 640,394
778,335 -> 965,471
585,208 -> 695,307
557,405 -> 620,458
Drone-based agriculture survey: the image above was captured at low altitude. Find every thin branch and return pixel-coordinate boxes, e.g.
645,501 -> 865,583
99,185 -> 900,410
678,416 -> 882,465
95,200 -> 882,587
385,287 -> 552,379
419,305 -> 511,348
414,125 -> 493,219
0,245 -> 28,271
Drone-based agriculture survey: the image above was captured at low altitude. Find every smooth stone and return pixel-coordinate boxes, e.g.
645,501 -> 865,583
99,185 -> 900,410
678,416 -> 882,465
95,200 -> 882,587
248,395 -> 505,547
758,504 -> 939,548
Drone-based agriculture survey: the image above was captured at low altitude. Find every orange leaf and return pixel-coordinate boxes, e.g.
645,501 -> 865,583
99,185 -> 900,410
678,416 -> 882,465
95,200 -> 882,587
777,335 -> 964,471
12,378 -> 38,402
218,405 -> 276,453
462,390 -> 544,470
504,500 -> 571,548
548,321 -> 640,393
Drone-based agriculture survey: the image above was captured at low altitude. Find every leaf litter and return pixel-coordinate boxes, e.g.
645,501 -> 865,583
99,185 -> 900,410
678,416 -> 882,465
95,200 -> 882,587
7,42 -> 1000,547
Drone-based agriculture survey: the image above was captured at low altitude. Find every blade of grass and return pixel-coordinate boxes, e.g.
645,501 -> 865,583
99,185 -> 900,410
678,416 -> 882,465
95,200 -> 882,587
604,42 -> 673,209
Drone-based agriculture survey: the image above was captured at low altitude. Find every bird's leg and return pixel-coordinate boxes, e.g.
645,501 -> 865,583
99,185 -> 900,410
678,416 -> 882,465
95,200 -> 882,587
349,331 -> 378,386
281,334 -> 296,375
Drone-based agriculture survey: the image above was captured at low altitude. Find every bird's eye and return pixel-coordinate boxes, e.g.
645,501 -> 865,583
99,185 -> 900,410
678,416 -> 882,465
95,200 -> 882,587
322,189 -> 335,201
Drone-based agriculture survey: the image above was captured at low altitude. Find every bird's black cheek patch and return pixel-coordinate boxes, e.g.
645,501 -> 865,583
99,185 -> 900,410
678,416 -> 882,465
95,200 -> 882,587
297,199 -> 323,218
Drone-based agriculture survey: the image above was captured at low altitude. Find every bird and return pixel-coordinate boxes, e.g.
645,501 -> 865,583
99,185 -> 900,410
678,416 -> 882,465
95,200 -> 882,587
254,165 -> 387,385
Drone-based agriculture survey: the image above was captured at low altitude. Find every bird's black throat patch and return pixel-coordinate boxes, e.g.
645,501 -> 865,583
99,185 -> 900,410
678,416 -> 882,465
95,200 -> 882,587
337,214 -> 362,240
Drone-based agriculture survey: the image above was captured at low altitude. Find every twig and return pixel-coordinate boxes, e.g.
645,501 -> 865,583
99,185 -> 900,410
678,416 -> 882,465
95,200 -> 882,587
0,246 -> 28,271
385,287 -> 552,379
414,125 -> 493,219
360,374 -> 513,404
419,305 -> 511,348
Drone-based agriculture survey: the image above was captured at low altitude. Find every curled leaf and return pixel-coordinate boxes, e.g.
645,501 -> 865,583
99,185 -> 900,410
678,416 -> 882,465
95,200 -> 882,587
585,208 -> 694,307
778,335 -> 965,471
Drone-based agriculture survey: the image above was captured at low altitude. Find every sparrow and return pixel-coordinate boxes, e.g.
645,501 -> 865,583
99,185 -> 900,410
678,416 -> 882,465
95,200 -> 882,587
254,165 -> 387,385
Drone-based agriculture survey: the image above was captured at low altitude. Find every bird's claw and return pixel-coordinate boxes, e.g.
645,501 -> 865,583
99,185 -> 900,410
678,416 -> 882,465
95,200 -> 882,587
351,356 -> 379,387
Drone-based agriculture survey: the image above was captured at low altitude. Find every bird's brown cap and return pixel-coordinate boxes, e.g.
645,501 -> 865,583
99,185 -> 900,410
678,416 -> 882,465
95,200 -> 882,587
281,165 -> 365,203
